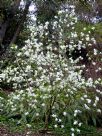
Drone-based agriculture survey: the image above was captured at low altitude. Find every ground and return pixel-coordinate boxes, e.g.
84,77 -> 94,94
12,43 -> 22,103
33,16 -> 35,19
0,125 -> 54,136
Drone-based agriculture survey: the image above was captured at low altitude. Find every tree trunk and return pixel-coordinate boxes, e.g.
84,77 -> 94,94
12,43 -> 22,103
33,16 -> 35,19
10,0 -> 31,45
13,0 -> 21,11
0,0 -> 21,45
0,21 -> 9,44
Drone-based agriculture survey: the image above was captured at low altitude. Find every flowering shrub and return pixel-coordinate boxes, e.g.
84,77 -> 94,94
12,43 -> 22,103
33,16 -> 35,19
0,6 -> 102,136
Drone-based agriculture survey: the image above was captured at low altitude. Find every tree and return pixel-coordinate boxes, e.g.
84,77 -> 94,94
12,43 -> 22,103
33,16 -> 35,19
0,0 -> 31,56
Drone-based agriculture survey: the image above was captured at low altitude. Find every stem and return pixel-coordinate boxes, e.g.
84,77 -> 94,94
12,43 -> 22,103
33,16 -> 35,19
44,95 -> 56,130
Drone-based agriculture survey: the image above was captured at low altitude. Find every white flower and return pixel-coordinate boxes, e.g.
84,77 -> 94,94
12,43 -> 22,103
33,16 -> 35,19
58,119 -> 62,122
78,123 -> 82,127
54,124 -> 58,128
83,27 -> 86,30
41,103 -> 45,107
97,109 -> 101,113
39,25 -> 43,30
86,99 -> 91,104
63,112 -> 67,116
94,49 -> 97,55
71,128 -> 75,132
98,67 -> 102,71
76,129 -> 80,133
17,52 -> 22,56
26,65 -> 31,71
92,27 -> 95,30
71,133 -> 75,136
86,36 -> 90,41
26,131 -> 31,135
95,96 -> 99,101
26,124 -> 31,128
84,104 -> 90,110
73,120 -> 78,125
24,51 -> 29,56
92,62 -> 96,65
55,118 -> 58,121
36,113 -> 39,116
25,112 -> 29,115
61,125 -> 64,128
73,33 -> 77,38
74,110 -> 81,116
96,89 -> 100,93
52,114 -> 57,118
93,103 -> 97,107
84,95 -> 87,98
58,10 -> 63,14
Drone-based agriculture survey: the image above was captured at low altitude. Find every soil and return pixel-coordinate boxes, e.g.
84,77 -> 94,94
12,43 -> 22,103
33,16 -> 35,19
0,125 -> 55,136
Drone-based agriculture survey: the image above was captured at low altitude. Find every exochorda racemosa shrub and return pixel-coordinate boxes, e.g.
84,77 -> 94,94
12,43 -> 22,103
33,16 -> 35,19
0,6 -> 102,136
